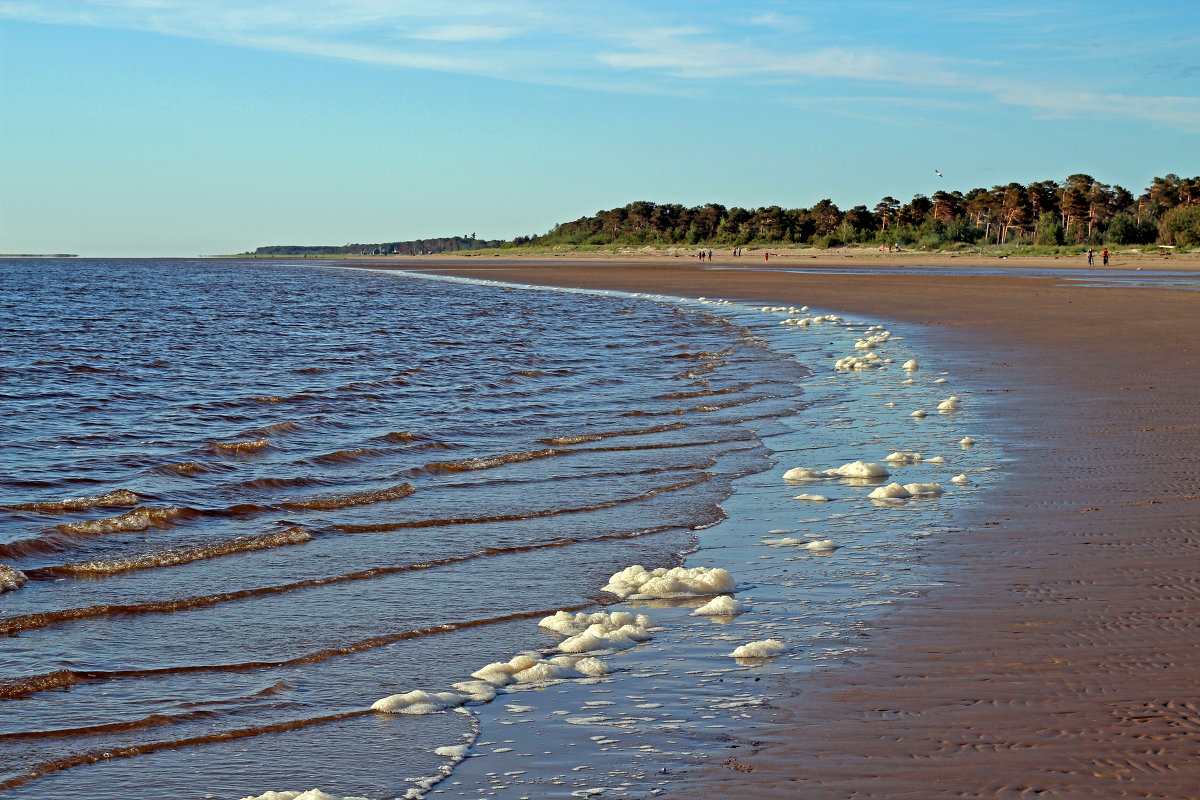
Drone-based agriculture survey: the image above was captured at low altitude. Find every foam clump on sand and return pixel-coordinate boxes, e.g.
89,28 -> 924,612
783,466 -> 825,481
960,436 -> 976,447
825,461 -> 890,479
868,483 -> 912,500
539,609 -> 651,637
469,652 -> 609,688
538,610 -> 653,653
240,791 -> 367,796
372,690 -> 468,714
403,741 -> 475,800
448,680 -> 498,702
434,744 -> 471,759
785,313 -> 841,327
884,451 -> 922,464
763,536 -> 838,551
692,595 -> 745,616
602,564 -> 735,599
793,493 -> 830,502
730,639 -> 786,658
938,396 -> 961,412
508,655 -> 608,683
902,359 -> 919,371
240,791 -> 371,800
868,482 -> 945,500
853,331 -> 891,350
0,565 -> 27,593
951,474 -> 970,484
834,352 -> 884,371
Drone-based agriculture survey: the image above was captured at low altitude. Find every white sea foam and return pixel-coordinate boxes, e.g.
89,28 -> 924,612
448,680 -> 499,702
538,610 -> 652,638
691,595 -> 745,616
763,536 -> 837,552
601,565 -> 735,599
924,456 -> 946,464
240,790 -> 371,800
937,396 -> 961,412
512,655 -> 609,683
868,483 -> 911,500
902,359 -> 919,371
951,474 -> 970,484
824,461 -> 890,479
782,466 -> 824,481
960,436 -> 976,447
868,482 -> 946,500
434,744 -> 471,759
762,536 -> 803,546
793,493 -> 830,502
470,653 -> 609,686
853,331 -> 891,350
544,610 -> 653,654
834,352 -> 884,371
884,451 -> 922,464
371,690 -> 468,714
730,639 -> 786,658
910,409 -> 927,418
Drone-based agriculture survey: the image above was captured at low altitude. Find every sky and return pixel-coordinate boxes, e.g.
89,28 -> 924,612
1,1 -> 1197,256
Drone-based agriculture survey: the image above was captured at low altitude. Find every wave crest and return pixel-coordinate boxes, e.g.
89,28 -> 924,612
35,527 -> 313,577
280,483 -> 415,511
7,489 -> 140,514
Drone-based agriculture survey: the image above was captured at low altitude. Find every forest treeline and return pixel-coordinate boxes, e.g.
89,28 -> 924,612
250,234 -> 502,257
250,173 -> 1200,255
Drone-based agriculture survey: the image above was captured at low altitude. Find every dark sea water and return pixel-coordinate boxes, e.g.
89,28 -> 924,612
0,259 -> 996,799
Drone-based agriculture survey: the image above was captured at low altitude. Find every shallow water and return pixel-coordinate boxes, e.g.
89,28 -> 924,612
0,260 -> 996,799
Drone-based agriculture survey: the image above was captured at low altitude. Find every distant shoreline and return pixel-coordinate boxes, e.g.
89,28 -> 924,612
226,245 -> 1200,273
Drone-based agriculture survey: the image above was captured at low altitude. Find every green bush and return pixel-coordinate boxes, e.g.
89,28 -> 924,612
1160,205 -> 1200,247
1035,212 -> 1064,246
1104,212 -> 1139,244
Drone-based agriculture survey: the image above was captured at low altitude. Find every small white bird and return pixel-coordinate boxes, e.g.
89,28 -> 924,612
935,169 -> 943,177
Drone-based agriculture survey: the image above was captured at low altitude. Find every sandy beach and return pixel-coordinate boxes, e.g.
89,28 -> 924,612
399,252 -> 1200,798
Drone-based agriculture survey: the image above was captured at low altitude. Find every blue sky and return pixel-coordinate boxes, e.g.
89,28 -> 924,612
2,0 -> 1197,256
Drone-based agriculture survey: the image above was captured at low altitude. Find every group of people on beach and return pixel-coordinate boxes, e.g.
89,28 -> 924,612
696,247 -> 750,261
1086,248 -> 1110,266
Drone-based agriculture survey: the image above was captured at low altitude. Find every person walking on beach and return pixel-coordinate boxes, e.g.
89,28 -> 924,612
764,251 -> 769,261
1102,248 -> 1110,266
1087,248 -> 1095,266
707,249 -> 713,261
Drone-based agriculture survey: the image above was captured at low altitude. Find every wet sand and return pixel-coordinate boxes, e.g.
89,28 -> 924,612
393,255 -> 1200,798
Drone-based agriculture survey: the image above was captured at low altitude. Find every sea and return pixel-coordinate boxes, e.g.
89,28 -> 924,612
0,258 -> 998,799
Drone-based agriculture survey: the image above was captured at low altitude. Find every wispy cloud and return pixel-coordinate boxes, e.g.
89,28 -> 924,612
407,24 -> 521,42
2,0 -> 1197,131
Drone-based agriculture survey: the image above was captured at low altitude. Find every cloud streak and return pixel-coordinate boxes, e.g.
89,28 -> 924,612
3,0 -> 1197,130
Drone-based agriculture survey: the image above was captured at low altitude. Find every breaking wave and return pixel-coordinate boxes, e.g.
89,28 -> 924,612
6,490 -> 140,514
28,528 -> 313,578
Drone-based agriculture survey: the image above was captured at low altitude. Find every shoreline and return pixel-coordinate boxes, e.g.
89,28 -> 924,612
230,247 -> 1200,274
396,257 -> 1200,797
